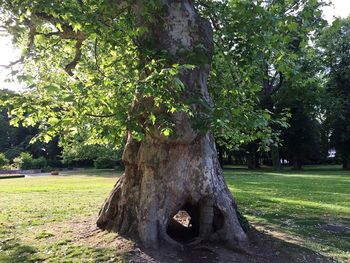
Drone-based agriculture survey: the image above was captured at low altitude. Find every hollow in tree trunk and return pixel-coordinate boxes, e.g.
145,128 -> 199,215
97,0 -> 248,251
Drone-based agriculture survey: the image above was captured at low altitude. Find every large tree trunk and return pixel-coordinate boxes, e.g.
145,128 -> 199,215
97,0 -> 248,251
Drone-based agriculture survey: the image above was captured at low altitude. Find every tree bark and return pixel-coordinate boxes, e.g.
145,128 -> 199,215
343,157 -> 350,170
246,143 -> 260,170
292,156 -> 302,170
271,146 -> 281,170
218,144 -> 224,168
97,0 -> 248,251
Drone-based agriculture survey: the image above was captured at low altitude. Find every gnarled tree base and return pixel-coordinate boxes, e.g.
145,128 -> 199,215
97,133 -> 249,251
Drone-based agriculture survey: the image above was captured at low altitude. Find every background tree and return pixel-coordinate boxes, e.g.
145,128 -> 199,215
201,0 -> 327,169
319,17 -> 350,170
276,46 -> 323,169
61,132 -> 123,168
0,89 -> 62,163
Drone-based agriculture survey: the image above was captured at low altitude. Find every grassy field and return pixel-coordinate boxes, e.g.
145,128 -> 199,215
0,167 -> 349,262
225,166 -> 350,262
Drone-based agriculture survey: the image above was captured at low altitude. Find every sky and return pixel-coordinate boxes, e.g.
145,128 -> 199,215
322,0 -> 350,22
0,1 -> 350,91
0,35 -> 22,91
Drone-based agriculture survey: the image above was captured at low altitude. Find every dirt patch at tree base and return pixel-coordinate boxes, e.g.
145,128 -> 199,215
32,216 -> 337,263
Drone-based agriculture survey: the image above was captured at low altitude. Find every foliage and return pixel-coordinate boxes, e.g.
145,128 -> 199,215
0,0 -> 339,172
31,156 -> 47,169
13,152 -> 47,170
275,46 -> 324,168
199,0 -> 327,151
0,90 -> 62,161
0,0 -> 327,154
280,106 -> 322,168
318,17 -> 350,168
0,153 -> 9,169
0,1 -> 193,148
93,156 -> 118,169
60,130 -> 123,167
13,152 -> 34,170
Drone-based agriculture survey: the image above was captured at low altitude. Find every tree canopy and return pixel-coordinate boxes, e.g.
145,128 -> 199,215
0,0 -> 329,157
319,16 -> 350,169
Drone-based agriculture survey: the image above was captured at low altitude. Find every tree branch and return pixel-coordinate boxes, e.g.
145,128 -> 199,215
65,39 -> 84,76
32,13 -> 86,76
86,113 -> 115,118
271,71 -> 283,94
0,57 -> 24,68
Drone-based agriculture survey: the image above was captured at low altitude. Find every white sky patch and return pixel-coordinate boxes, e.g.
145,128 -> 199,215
322,0 -> 350,21
0,34 -> 23,91
0,1 -> 350,91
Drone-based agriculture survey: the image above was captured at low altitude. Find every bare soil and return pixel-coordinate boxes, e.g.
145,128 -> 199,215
35,216 -> 338,263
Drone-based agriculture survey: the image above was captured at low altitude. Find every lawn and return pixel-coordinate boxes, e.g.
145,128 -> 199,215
0,167 -> 349,262
225,166 -> 350,262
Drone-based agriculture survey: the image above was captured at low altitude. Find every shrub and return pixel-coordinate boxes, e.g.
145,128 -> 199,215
93,157 -> 117,169
31,157 -> 47,169
13,152 -> 34,170
0,153 -> 9,169
46,159 -> 63,168
13,153 -> 49,170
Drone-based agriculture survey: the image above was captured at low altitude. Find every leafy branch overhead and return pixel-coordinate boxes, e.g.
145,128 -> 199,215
0,0 -> 328,151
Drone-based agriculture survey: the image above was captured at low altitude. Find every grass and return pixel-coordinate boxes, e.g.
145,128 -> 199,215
225,165 -> 350,262
0,170 -> 120,262
0,166 -> 349,262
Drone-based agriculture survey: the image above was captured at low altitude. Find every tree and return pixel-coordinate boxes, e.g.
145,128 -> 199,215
275,44 -> 324,169
280,105 -> 322,169
0,0 -> 248,249
319,17 -> 350,169
201,0 -> 326,170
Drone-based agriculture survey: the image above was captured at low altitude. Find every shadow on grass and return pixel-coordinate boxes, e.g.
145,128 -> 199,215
0,239 -> 123,262
119,227 -> 335,263
223,164 -> 348,173
63,168 -> 124,178
0,241 -> 40,262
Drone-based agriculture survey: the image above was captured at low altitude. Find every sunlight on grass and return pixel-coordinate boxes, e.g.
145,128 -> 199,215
268,197 -> 349,213
0,170 -> 122,262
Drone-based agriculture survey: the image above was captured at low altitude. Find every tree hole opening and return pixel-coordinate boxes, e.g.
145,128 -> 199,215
167,205 -> 200,243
